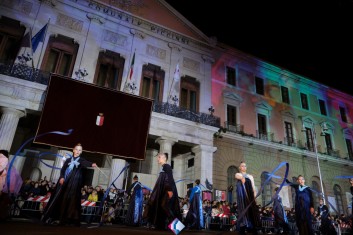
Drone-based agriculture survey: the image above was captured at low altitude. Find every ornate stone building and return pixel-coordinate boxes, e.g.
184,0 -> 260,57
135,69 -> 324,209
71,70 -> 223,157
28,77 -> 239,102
0,0 -> 352,214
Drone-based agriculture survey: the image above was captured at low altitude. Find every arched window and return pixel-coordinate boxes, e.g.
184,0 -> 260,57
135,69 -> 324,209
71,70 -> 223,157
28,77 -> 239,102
311,180 -> 320,209
227,166 -> 237,203
333,184 -> 344,215
261,171 -> 272,206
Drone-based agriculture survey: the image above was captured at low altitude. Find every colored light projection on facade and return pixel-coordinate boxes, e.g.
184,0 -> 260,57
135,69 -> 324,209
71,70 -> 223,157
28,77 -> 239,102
211,50 -> 353,155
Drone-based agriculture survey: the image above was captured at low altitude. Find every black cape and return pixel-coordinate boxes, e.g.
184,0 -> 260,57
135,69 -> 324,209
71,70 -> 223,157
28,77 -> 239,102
41,156 -> 92,225
143,163 -> 181,229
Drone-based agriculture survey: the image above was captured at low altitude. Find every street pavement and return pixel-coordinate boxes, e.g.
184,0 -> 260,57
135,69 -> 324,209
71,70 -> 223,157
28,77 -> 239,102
1,218 -> 238,235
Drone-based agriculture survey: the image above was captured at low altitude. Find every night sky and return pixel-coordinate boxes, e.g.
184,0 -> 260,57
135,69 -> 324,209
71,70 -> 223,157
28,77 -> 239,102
165,0 -> 353,96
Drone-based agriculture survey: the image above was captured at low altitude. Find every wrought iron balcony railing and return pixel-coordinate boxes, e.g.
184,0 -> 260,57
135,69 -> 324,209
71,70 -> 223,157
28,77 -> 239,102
224,121 -> 244,134
0,61 -> 50,85
153,102 -> 220,128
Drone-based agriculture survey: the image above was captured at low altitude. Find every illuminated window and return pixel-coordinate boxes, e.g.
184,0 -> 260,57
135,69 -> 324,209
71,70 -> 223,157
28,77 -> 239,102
305,127 -> 314,151
226,66 -> 236,86
41,35 -> 79,77
140,63 -> 165,102
94,50 -> 124,90
324,133 -> 333,155
311,181 -> 320,209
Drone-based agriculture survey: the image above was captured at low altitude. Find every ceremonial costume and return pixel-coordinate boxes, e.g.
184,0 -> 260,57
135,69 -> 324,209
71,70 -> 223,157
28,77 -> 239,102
143,163 -> 181,230
186,183 -> 204,230
41,156 -> 93,226
125,177 -> 143,226
236,173 -> 261,234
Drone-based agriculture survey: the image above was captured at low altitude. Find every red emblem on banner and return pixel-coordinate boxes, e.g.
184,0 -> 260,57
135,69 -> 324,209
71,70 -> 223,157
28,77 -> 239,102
96,113 -> 104,126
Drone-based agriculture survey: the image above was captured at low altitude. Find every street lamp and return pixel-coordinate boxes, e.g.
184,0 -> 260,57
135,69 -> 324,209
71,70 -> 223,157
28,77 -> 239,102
301,119 -> 326,204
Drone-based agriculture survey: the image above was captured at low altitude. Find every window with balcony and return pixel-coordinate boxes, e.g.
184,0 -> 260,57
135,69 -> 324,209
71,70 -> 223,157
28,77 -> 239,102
226,66 -> 236,86
324,133 -> 333,155
333,184 -> 344,214
284,121 -> 294,146
180,75 -> 200,112
305,127 -> 314,151
318,99 -> 327,116
140,63 -> 165,102
226,105 -> 237,131
281,86 -> 290,104
41,35 -> 79,77
0,17 -> 26,62
255,76 -> 264,95
346,138 -> 353,160
257,113 -> 267,139
339,106 -> 348,123
94,50 -> 124,90
300,93 -> 309,110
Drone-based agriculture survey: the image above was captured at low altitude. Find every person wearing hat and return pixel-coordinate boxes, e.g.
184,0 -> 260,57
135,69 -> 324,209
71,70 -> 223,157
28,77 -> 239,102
125,174 -> 143,226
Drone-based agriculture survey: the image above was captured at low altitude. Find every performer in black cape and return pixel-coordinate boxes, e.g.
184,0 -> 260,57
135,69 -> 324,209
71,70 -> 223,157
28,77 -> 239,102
286,175 -> 314,235
185,179 -> 204,230
317,198 -> 337,235
273,187 -> 290,234
125,175 -> 143,226
235,161 -> 261,235
41,143 -> 97,226
143,152 -> 181,230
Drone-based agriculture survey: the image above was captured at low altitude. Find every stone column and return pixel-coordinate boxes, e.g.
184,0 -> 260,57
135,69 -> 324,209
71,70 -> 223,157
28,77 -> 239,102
109,158 -> 127,190
144,149 -> 158,175
0,107 -> 25,151
172,154 -> 184,197
192,144 -> 217,189
155,137 -> 177,165
50,149 -> 71,183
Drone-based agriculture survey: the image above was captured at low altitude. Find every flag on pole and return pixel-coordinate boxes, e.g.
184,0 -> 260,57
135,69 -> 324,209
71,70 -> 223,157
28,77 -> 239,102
128,51 -> 135,80
32,23 -> 48,53
173,62 -> 180,82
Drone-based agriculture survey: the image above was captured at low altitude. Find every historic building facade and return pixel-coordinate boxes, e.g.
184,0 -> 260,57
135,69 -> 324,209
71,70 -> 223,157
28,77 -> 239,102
0,0 -> 352,214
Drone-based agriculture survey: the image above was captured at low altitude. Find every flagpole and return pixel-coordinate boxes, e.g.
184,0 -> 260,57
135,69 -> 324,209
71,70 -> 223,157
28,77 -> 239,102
167,59 -> 180,104
36,18 -> 50,70
123,34 -> 135,92
123,48 -> 136,92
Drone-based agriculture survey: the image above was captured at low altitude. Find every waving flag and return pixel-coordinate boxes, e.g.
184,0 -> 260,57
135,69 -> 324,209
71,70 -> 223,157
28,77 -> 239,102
32,23 -> 48,53
128,51 -> 135,80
